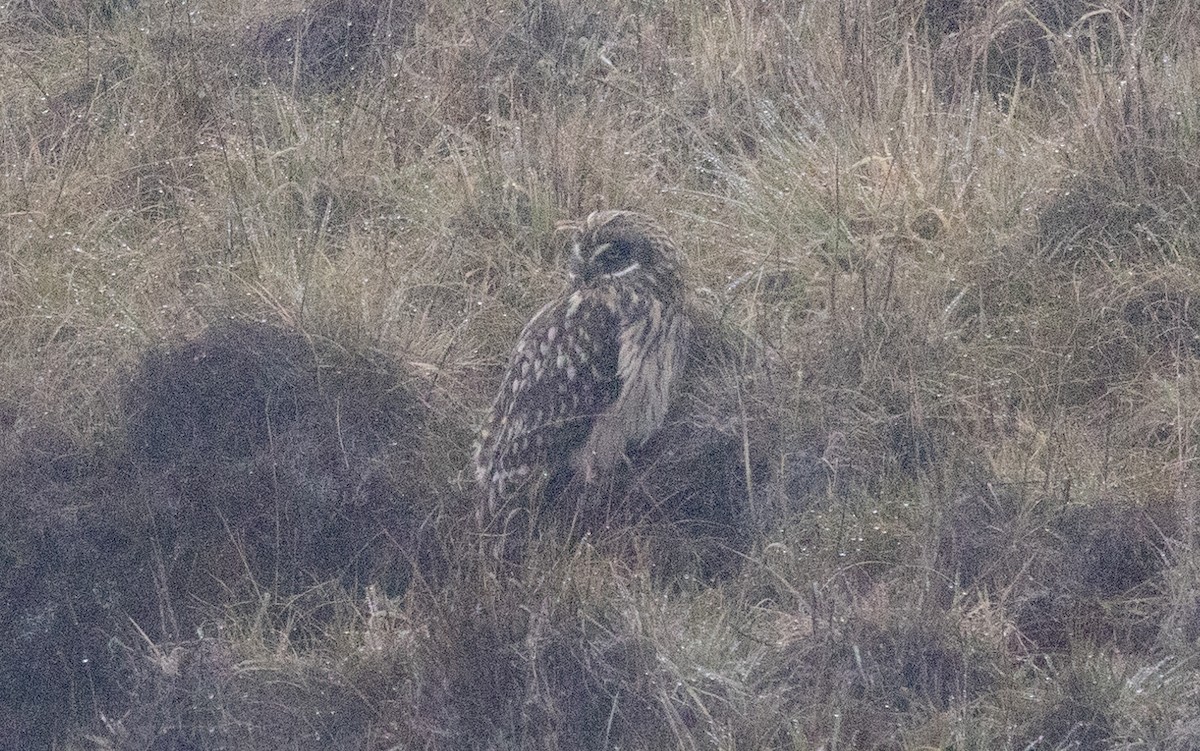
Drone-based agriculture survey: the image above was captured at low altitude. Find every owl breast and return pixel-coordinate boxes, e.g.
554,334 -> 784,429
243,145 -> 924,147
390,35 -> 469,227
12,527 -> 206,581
572,289 -> 687,483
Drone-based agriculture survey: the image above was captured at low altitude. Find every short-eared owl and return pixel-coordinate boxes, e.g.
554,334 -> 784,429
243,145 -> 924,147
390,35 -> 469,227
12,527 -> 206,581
474,210 -> 689,532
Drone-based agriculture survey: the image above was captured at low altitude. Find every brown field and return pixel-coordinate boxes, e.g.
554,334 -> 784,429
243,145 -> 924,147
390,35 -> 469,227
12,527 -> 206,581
3,0 -> 1200,748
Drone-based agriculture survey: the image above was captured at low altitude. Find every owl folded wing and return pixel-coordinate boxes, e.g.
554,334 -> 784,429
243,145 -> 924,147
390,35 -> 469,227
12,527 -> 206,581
475,288 -> 622,498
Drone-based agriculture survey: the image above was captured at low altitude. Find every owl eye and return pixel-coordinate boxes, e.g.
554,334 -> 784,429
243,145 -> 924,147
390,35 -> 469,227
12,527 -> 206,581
591,241 -> 639,276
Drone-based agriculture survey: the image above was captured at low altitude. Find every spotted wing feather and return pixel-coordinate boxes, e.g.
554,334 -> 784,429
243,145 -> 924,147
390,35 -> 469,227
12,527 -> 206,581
475,289 -> 621,506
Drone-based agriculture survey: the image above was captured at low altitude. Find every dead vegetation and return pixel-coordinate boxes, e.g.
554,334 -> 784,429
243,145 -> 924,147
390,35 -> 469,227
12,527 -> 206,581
4,0 -> 1200,748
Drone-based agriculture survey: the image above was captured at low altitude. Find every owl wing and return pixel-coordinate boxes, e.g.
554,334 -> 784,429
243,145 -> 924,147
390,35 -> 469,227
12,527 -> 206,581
475,288 -> 622,501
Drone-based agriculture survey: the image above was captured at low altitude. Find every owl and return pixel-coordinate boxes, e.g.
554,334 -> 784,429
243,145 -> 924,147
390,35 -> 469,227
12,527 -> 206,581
473,210 -> 689,541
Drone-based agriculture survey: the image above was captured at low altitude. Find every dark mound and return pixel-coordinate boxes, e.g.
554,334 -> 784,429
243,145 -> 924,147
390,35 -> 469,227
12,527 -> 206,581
1,319 -> 446,747
121,319 -> 440,598
247,0 -> 423,93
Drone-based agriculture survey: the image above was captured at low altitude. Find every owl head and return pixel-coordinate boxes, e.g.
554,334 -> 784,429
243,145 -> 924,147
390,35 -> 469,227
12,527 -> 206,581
563,211 -> 686,302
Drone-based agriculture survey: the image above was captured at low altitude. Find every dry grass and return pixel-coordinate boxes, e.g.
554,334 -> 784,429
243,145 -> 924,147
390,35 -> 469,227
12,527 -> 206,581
4,0 -> 1200,748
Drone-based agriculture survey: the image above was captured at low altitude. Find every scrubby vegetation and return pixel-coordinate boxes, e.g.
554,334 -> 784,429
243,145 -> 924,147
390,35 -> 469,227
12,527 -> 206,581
3,0 -> 1200,747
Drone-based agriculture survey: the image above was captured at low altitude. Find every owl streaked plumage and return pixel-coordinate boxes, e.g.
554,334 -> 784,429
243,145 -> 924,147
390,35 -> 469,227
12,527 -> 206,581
473,210 -> 689,539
